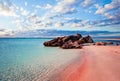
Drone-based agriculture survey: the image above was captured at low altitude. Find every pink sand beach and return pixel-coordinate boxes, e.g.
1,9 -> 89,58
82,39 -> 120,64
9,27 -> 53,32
49,46 -> 120,81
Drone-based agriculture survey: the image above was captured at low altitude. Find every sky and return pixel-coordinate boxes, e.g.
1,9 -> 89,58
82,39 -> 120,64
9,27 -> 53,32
0,0 -> 120,37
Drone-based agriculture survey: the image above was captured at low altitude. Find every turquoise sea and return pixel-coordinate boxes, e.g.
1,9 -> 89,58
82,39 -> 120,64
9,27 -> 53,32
0,38 -> 119,81
0,38 -> 81,81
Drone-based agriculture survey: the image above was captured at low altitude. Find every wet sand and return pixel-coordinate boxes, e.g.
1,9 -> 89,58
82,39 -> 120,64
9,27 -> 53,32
49,46 -> 120,81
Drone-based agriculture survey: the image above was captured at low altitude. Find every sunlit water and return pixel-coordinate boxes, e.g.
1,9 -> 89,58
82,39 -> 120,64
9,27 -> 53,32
0,38 -> 119,81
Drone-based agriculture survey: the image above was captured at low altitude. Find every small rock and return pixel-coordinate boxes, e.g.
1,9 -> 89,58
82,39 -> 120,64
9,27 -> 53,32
95,42 -> 107,46
107,42 -> 113,45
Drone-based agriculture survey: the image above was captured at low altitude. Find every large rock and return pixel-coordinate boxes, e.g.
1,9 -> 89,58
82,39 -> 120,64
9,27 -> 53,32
43,34 -> 93,49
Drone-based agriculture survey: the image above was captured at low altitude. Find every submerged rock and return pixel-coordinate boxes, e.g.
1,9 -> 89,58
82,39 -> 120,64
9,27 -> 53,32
43,34 -> 94,49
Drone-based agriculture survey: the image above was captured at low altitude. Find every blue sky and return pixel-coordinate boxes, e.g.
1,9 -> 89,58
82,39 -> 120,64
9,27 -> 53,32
0,0 -> 120,37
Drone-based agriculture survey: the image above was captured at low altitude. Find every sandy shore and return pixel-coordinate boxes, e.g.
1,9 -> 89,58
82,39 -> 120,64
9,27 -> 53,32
49,46 -> 120,81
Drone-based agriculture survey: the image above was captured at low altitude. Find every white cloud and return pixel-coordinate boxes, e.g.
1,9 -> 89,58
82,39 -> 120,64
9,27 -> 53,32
25,2 -> 28,6
95,4 -> 104,14
13,19 -> 23,24
39,22 -> 47,27
42,0 -> 95,23
0,1 -> 17,17
28,14 -> 39,23
72,23 -> 83,27
64,0 -> 78,4
104,0 -> 120,10
1,0 -> 119,34
43,0 -> 81,19
30,9 -> 38,16
0,28 -> 14,37
54,5 -> 76,14
21,9 -> 29,16
46,20 -> 52,25
20,7 -> 29,16
53,0 -> 78,14
55,22 -> 63,27
12,19 -> 25,26
68,19 -> 90,27
45,4 -> 52,9
20,7 -> 24,11
84,25 -> 92,28
81,20 -> 90,24
95,0 -> 120,22
104,13 -> 115,19
35,5 -> 41,9
82,0 -> 92,8
36,20 -> 52,28
95,0 -> 120,15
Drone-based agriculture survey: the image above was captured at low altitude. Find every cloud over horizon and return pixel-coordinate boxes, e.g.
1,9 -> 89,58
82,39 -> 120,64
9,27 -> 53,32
0,0 -> 120,37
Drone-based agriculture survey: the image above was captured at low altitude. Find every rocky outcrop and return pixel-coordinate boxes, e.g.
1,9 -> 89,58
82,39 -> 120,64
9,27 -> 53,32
43,34 -> 94,49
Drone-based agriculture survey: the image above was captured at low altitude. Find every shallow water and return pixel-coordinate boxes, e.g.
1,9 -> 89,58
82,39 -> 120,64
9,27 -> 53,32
0,38 -> 81,81
0,38 -> 119,81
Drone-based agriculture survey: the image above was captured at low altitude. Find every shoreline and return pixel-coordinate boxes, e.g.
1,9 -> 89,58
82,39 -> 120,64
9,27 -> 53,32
48,46 -> 120,81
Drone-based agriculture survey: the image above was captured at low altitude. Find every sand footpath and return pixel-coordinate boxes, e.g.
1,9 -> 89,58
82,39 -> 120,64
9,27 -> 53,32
49,46 -> 120,81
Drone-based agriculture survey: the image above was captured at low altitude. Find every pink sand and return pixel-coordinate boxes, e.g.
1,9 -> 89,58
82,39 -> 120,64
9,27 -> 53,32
49,46 -> 120,81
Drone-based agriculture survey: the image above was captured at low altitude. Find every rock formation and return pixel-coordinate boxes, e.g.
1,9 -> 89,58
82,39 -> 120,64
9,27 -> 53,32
43,34 -> 94,49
